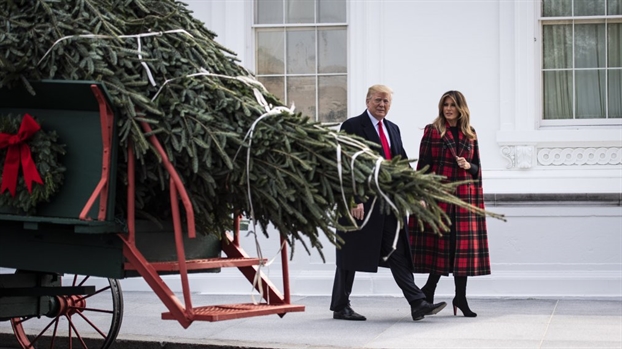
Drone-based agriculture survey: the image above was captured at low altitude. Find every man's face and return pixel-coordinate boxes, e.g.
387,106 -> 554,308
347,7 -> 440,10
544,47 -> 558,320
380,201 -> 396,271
366,92 -> 392,120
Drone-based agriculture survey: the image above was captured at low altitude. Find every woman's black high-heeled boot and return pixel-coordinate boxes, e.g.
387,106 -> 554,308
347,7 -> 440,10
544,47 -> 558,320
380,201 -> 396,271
453,276 -> 477,317
421,274 -> 441,303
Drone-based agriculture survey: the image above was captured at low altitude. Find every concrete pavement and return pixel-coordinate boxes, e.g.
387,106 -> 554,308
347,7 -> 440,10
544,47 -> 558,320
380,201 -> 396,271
1,292 -> 621,348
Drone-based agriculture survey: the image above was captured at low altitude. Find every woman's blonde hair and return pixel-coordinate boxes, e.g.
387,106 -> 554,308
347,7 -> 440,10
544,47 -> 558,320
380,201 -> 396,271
432,90 -> 476,140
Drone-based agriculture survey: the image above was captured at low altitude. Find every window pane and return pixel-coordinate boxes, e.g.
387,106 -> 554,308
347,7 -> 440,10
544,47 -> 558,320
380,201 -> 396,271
287,29 -> 316,74
575,70 -> 606,118
318,76 -> 347,123
286,0 -> 314,24
609,70 -> 622,118
318,28 -> 347,74
574,0 -> 605,16
257,30 -> 285,74
256,0 -> 283,24
318,0 -> 346,23
287,76 -> 316,118
609,23 -> 622,67
575,24 -> 606,68
542,0 -> 572,17
609,0 -> 622,15
258,76 -> 285,103
543,71 -> 573,119
543,25 -> 573,69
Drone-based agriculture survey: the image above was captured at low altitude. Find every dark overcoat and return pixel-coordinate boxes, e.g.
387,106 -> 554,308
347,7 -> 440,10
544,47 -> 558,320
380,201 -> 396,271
336,111 -> 414,273
409,124 -> 491,276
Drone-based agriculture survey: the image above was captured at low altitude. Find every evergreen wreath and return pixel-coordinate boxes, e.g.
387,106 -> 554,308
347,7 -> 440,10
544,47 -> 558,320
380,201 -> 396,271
0,114 -> 66,214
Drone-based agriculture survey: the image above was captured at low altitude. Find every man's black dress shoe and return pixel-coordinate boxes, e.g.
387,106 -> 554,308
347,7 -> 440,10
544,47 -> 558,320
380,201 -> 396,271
333,306 -> 366,321
410,300 -> 447,321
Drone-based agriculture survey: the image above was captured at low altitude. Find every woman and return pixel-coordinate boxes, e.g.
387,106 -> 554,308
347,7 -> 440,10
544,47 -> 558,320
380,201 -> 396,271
409,90 -> 490,317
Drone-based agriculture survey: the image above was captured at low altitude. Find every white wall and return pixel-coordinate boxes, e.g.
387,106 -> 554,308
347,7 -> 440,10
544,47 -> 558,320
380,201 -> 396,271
350,1 -> 502,161
184,0 -> 249,68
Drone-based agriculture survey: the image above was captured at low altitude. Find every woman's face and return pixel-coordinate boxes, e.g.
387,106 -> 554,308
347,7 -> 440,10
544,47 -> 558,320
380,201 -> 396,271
442,96 -> 459,126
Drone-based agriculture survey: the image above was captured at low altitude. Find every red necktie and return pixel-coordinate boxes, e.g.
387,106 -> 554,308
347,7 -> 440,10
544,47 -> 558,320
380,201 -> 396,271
378,121 -> 392,159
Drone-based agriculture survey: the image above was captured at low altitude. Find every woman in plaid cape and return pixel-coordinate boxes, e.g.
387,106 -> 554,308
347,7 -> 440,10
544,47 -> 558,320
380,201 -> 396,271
409,90 -> 490,318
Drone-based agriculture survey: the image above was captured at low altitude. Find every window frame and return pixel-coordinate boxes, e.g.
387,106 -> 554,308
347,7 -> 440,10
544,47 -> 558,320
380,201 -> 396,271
537,3 -> 622,127
252,1 -> 349,123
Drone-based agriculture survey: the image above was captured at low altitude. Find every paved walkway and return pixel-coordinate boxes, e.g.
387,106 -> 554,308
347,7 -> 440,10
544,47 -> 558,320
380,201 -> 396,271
1,292 -> 621,348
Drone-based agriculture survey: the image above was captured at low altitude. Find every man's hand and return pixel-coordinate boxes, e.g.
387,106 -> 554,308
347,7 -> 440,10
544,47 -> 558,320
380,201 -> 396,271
351,203 -> 364,220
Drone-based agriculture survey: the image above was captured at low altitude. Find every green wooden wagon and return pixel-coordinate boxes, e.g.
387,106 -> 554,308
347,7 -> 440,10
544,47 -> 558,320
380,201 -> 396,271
0,80 -> 304,349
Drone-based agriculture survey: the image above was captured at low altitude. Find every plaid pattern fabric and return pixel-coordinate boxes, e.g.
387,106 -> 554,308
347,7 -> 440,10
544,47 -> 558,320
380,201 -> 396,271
409,124 -> 490,276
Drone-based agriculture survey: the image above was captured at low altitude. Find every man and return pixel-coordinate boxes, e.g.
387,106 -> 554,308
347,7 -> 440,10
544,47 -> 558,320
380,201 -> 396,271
330,84 -> 447,321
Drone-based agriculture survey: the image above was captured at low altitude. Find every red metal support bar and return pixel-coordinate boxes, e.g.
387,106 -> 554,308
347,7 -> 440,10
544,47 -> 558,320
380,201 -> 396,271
124,257 -> 265,272
139,121 -> 196,239
120,123 -> 199,327
120,237 -> 193,328
126,143 -> 136,245
121,139 -> 193,327
79,85 -> 113,221
280,235 -> 291,305
232,215 -> 240,247
143,121 -> 194,314
221,233 -> 287,305
169,176 -> 193,313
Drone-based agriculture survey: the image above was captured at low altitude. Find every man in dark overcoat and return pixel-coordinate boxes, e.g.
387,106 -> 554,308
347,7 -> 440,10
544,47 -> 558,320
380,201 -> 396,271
329,84 -> 447,321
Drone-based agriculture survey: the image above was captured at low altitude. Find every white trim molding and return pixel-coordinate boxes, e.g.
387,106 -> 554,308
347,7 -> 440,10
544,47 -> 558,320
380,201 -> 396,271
501,145 -> 622,168
538,147 -> 622,167
501,145 -> 534,169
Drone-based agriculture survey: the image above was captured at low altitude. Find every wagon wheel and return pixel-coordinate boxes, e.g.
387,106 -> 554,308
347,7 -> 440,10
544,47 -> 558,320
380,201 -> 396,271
10,275 -> 123,349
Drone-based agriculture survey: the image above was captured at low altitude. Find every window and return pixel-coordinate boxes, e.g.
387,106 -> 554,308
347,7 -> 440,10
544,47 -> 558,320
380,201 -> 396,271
540,0 -> 622,121
254,0 -> 347,123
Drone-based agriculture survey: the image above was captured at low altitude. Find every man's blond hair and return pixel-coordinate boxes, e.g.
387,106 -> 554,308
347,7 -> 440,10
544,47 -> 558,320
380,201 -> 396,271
366,84 -> 393,101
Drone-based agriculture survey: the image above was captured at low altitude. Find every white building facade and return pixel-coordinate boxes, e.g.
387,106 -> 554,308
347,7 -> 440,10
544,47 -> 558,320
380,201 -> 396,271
118,0 -> 622,299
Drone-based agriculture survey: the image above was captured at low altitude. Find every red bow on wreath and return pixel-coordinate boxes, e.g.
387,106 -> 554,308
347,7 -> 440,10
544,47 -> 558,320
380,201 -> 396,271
0,113 -> 44,197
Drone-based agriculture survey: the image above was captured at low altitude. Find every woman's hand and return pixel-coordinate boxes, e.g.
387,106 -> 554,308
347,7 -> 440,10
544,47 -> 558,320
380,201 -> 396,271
456,156 -> 471,170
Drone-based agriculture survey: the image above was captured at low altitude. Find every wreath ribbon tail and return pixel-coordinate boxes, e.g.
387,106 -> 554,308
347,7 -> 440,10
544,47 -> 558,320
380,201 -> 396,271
0,147 -> 21,197
20,144 -> 44,193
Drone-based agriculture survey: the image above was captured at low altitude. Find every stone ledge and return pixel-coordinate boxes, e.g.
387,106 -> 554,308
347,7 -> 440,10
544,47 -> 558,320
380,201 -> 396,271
484,193 -> 621,206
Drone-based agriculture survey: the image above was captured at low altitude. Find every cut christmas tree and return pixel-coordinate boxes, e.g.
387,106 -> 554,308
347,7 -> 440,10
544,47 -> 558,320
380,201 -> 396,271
0,0 -> 504,258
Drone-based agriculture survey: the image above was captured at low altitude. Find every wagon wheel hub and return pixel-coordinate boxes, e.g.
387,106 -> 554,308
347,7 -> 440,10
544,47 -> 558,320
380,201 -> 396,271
52,295 -> 87,317
11,276 -> 123,349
